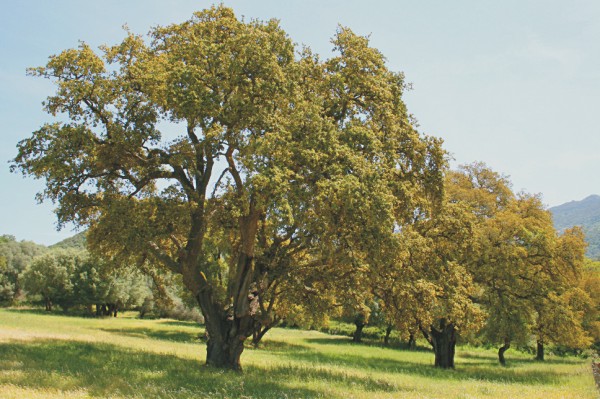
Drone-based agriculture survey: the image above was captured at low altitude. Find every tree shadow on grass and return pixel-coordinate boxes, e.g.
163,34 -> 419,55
0,338 -> 326,399
4,307 -> 97,318
100,327 -> 204,344
305,337 -> 432,352
282,340 -> 575,386
158,320 -> 201,328
457,350 -> 582,366
247,338 -> 309,353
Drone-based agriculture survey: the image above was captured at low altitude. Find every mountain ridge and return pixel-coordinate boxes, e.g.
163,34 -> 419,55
550,195 -> 600,259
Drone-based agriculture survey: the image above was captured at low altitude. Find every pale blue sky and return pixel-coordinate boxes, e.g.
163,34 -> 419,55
2,1 -> 599,244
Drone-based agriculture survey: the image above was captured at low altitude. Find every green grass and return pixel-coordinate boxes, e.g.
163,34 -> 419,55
0,308 -> 596,398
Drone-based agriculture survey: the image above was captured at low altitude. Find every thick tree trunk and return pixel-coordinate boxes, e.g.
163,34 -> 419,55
193,250 -> 260,370
199,295 -> 258,370
498,337 -> 511,366
96,303 -> 102,316
353,321 -> 365,343
45,299 -> 52,312
182,207 -> 261,371
430,320 -> 456,369
205,328 -> 245,370
536,339 -> 544,361
384,324 -> 393,346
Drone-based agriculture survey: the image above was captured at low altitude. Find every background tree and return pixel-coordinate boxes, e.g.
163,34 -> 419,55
447,163 -> 521,366
579,259 -> 600,351
13,6 -> 445,370
447,164 -> 592,365
531,227 -> 590,360
73,255 -> 150,316
0,235 -> 47,305
22,249 -> 80,311
371,197 -> 483,368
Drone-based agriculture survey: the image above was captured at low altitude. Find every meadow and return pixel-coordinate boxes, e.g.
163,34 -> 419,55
0,308 -> 596,399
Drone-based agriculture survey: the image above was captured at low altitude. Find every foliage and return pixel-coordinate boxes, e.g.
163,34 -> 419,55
0,235 -> 47,304
22,249 -> 81,311
579,259 -> 600,349
12,5 -> 445,369
49,231 -> 87,250
532,227 -> 591,355
22,249 -> 150,313
447,163 -> 593,364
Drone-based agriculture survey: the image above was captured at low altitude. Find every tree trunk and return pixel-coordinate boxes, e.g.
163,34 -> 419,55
96,303 -> 101,316
205,327 -> 245,370
108,303 -> 118,317
536,339 -> 544,361
353,321 -> 365,343
408,332 -> 416,350
498,337 -> 511,366
45,299 -> 52,312
193,250 -> 259,371
384,324 -> 393,346
199,293 -> 257,371
252,325 -> 272,347
430,320 -> 456,369
182,208 -> 261,371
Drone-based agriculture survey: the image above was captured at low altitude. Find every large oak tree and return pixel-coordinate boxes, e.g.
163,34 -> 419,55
13,6 -> 444,370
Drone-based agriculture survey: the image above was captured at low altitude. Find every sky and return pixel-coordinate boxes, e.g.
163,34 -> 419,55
1,0 -> 599,245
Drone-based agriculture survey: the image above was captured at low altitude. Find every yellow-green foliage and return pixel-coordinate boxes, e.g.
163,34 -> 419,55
0,309 -> 596,398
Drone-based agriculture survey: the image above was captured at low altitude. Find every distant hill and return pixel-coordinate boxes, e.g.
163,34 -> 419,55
49,231 -> 87,250
550,195 -> 600,259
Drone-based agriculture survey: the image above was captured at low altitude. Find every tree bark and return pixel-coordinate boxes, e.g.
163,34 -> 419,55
384,324 -> 393,346
353,321 -> 366,343
535,339 -> 544,361
205,325 -> 245,370
108,303 -> 118,317
408,332 -> 416,350
252,325 -> 272,347
498,337 -> 511,366
190,212 -> 261,371
175,194 -> 263,371
430,320 -> 456,369
198,290 -> 258,371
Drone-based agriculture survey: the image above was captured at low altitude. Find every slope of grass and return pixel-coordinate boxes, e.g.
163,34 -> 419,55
0,308 -> 596,398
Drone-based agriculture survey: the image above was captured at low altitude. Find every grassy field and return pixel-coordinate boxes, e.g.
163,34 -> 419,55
0,308 -> 596,399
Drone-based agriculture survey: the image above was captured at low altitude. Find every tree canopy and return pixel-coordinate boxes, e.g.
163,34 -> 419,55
12,5 -> 445,370
0,235 -> 47,304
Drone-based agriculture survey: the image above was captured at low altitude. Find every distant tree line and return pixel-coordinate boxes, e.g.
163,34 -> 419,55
0,236 -> 202,322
